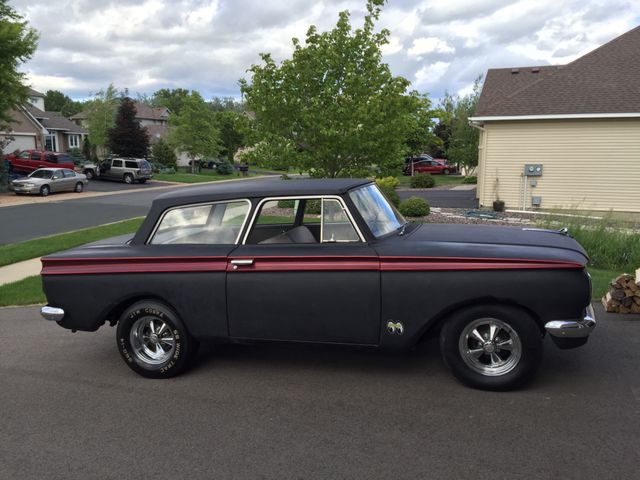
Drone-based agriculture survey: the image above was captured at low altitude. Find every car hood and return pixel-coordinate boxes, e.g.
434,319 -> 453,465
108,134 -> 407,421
376,223 -> 588,265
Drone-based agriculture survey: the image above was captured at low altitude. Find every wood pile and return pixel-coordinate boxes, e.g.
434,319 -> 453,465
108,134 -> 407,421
601,270 -> 640,314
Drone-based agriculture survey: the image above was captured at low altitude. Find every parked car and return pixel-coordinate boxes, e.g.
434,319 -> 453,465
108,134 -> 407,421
6,150 -> 76,174
11,168 -> 88,196
40,179 -> 594,390
403,154 -> 457,175
82,157 -> 152,183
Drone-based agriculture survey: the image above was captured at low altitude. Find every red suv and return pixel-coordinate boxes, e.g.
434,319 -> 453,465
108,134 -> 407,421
6,150 -> 76,174
403,155 -> 456,175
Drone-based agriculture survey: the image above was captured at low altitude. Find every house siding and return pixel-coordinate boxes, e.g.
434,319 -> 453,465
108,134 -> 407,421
478,119 -> 640,212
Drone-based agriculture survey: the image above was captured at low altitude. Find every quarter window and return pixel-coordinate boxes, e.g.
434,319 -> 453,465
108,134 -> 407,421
150,200 -> 251,245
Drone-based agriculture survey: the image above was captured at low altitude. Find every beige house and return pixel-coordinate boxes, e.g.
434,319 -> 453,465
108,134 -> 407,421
1,89 -> 87,154
470,26 -> 640,212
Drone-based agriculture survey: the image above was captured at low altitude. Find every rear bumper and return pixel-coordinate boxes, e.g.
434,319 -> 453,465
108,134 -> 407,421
544,305 -> 596,348
41,305 -> 65,322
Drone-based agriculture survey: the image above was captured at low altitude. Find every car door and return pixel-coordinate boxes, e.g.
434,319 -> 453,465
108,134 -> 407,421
61,169 -> 77,191
49,169 -> 63,192
109,159 -> 124,180
227,196 -> 381,345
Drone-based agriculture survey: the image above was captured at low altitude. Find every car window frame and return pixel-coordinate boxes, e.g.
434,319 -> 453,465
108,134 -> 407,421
242,195 -> 365,245
146,198 -> 252,245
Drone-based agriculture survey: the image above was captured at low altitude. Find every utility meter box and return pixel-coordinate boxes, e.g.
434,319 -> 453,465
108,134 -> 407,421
524,164 -> 543,176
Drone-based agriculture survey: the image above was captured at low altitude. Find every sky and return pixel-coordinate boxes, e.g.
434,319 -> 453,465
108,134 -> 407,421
13,0 -> 639,102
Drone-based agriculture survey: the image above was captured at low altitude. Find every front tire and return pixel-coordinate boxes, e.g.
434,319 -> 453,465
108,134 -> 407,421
440,305 -> 542,390
116,301 -> 199,379
443,168 -> 450,175
40,185 -> 50,196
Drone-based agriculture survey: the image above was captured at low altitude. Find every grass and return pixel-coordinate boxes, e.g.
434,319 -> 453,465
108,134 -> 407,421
396,174 -> 467,188
588,268 -> 623,300
0,276 -> 46,306
155,169 -> 256,184
0,217 -> 144,267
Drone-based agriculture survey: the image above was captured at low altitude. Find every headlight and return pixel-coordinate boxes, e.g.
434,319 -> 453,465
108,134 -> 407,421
23,183 -> 35,188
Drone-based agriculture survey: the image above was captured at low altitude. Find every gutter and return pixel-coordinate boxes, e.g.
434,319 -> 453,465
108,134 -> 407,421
469,112 -> 640,122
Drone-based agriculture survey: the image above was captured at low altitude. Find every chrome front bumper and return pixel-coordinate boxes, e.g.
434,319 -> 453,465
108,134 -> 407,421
545,305 -> 596,338
41,306 -> 65,322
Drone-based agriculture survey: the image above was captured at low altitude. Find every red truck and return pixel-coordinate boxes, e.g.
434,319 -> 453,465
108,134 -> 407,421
5,150 -> 75,174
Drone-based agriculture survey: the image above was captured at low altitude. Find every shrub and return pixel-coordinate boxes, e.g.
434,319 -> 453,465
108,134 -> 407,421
216,161 -> 234,175
399,197 -> 430,217
463,176 -> 477,184
375,176 -> 400,190
409,173 -> 435,189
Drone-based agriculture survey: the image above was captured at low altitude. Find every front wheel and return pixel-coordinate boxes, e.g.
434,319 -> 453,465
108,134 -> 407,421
442,168 -> 450,175
116,301 -> 199,378
440,305 -> 542,390
40,185 -> 50,196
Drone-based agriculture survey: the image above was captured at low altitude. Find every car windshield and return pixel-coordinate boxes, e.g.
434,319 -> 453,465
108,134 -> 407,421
29,170 -> 53,179
349,184 -> 405,238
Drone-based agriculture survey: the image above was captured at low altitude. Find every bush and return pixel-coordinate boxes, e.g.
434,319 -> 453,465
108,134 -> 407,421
216,161 -> 234,175
376,176 -> 400,190
409,173 -> 435,188
399,197 -> 430,217
463,176 -> 477,184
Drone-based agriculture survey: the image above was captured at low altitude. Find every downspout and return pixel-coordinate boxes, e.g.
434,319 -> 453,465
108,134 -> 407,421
469,120 -> 486,205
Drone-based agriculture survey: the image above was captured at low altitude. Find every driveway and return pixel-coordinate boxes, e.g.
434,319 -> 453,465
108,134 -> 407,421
0,304 -> 637,479
398,187 -> 479,209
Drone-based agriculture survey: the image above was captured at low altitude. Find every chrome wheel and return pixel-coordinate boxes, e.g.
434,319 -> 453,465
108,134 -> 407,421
130,317 -> 176,365
458,317 -> 522,376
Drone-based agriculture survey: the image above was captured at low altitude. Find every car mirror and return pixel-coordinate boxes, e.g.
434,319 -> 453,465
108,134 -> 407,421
52,176 -> 58,180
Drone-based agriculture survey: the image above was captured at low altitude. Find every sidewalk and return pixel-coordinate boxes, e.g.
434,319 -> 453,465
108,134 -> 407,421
0,257 -> 42,286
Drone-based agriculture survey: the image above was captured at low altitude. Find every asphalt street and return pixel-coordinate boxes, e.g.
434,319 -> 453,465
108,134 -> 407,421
0,304 -> 638,479
398,187 -> 479,209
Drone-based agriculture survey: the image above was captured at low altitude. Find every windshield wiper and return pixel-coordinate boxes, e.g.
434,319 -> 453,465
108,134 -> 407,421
398,222 -> 409,236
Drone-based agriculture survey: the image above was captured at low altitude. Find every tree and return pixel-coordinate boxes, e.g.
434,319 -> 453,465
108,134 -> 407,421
239,0 -> 427,178
43,90 -> 84,116
169,91 -> 221,173
443,76 -> 483,172
215,111 -> 250,162
152,88 -> 191,116
108,97 -> 150,158
209,97 -> 244,112
150,138 -> 176,166
0,1 -> 38,127
85,84 -> 119,157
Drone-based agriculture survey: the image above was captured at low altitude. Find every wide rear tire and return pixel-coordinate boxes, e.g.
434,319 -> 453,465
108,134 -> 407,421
116,301 -> 199,379
440,304 -> 542,391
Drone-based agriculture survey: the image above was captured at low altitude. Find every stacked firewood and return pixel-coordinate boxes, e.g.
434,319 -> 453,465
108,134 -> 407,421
601,271 -> 640,314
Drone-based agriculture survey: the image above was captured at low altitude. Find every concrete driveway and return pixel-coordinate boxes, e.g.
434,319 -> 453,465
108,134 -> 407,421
0,303 -> 638,479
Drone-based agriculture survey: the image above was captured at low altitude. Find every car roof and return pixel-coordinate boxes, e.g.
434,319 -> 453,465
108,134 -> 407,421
32,167 -> 63,171
153,178 -> 373,207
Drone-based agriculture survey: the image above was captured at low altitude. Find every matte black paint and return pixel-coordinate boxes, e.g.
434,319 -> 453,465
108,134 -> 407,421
42,179 -> 592,349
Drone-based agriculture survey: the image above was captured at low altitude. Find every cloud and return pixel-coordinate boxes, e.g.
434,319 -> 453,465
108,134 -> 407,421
10,0 -> 639,103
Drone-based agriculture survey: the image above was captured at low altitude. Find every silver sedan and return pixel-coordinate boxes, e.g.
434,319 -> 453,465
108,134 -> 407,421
12,168 -> 89,196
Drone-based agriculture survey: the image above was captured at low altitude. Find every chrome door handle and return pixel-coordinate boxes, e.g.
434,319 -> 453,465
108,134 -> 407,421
230,259 -> 254,268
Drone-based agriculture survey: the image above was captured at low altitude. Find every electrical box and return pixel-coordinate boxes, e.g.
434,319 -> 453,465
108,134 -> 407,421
524,164 -> 543,176
531,196 -> 542,207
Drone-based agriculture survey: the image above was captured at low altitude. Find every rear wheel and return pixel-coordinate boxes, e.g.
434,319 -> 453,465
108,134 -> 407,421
74,182 -> 83,193
84,169 -> 94,180
440,304 -> 542,390
443,168 -> 450,175
116,301 -> 199,378
138,178 -> 147,184
123,173 -> 134,184
40,185 -> 50,196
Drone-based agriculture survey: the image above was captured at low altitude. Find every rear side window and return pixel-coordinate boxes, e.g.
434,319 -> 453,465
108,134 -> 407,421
125,161 -> 138,168
46,154 -> 57,162
57,154 -> 70,163
112,159 -> 123,167
31,152 -> 41,161
63,170 -> 75,178
150,200 -> 251,245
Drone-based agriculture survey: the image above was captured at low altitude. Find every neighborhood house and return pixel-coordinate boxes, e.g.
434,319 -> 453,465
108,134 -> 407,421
471,25 -> 640,213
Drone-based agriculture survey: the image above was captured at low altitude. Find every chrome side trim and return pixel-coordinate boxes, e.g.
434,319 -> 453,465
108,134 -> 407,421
545,305 -> 596,338
41,306 -> 65,322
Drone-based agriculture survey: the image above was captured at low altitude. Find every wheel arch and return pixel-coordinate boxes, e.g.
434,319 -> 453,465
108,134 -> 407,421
414,297 -> 544,346
104,294 -> 183,328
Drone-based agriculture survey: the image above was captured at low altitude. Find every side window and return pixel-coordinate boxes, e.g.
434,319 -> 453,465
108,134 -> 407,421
112,159 -> 123,167
31,152 -> 41,161
63,170 -> 75,178
18,151 -> 30,158
125,161 -> 138,168
46,154 -> 57,163
53,170 -> 64,179
321,199 -> 360,243
150,200 -> 250,245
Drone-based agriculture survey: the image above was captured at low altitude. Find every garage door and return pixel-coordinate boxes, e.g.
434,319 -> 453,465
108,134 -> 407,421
2,135 -> 36,154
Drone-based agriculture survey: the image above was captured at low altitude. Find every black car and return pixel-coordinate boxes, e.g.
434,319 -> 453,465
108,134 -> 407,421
40,179 -> 595,390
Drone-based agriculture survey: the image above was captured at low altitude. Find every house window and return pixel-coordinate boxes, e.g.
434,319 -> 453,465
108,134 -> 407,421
68,134 -> 80,149
44,134 -> 57,152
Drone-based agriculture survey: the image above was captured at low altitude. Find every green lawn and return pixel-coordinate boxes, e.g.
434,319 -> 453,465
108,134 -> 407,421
0,217 -> 144,267
588,268 -> 623,300
155,170 -> 255,183
0,276 -> 46,307
397,174 -> 467,188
